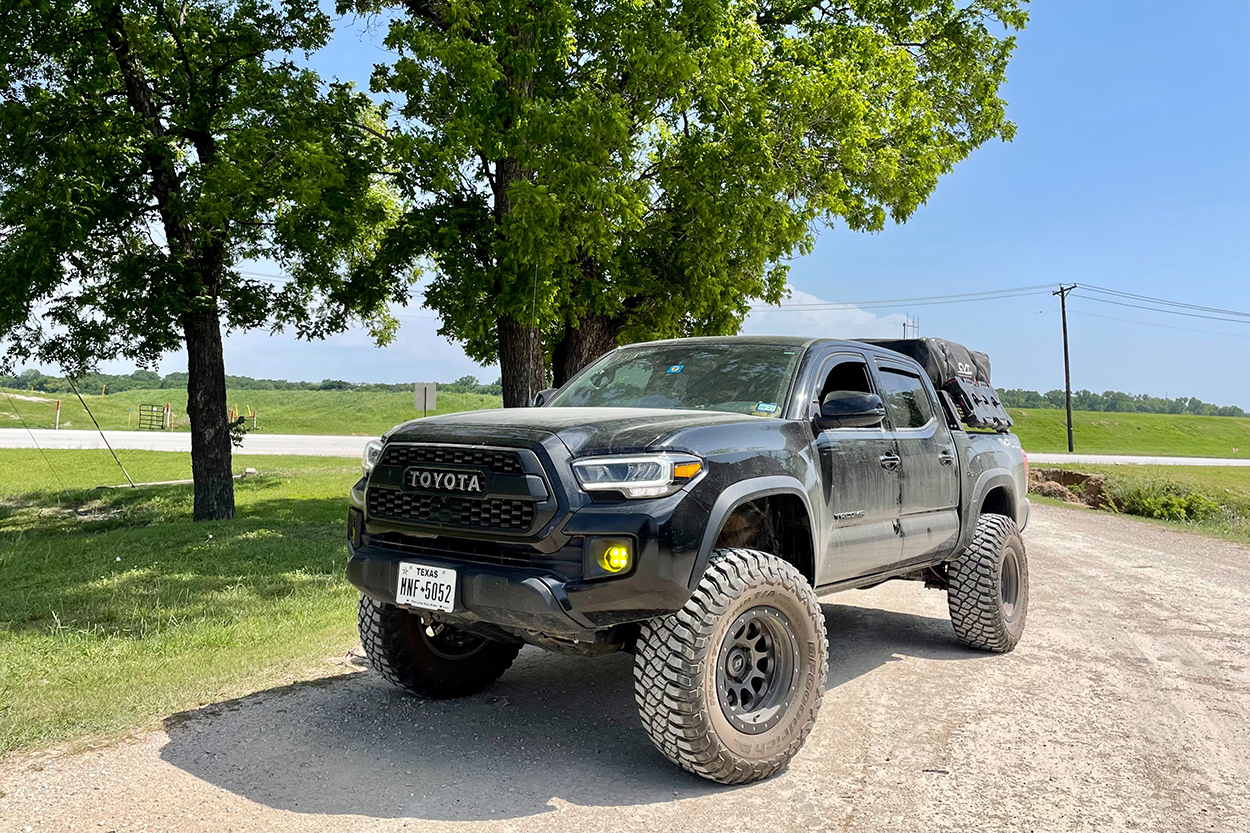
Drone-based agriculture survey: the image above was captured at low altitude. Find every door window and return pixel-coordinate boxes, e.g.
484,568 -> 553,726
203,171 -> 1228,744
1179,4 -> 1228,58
877,369 -> 934,429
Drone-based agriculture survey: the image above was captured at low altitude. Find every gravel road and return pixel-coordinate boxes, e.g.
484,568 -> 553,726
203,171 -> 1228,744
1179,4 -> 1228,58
2,505 -> 1246,832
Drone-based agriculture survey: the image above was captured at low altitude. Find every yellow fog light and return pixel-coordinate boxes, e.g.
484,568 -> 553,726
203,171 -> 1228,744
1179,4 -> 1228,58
588,538 -> 634,578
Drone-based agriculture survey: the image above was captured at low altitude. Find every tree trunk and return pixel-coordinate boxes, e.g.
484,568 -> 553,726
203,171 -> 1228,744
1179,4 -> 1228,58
497,316 -> 547,408
552,313 -> 620,387
183,304 -> 235,520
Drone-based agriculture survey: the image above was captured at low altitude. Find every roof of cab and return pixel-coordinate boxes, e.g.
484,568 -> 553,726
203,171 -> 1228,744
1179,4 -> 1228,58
625,334 -> 894,355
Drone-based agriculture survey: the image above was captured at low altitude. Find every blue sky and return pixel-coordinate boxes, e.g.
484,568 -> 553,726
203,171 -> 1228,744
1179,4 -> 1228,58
113,0 -> 1250,407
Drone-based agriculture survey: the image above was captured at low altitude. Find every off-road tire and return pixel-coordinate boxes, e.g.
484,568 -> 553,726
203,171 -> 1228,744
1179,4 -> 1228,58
947,514 -> 1028,652
634,548 -> 828,784
358,594 -> 521,698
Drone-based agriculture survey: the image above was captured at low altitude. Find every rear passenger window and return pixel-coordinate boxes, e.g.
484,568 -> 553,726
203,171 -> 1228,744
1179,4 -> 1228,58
878,369 -> 934,429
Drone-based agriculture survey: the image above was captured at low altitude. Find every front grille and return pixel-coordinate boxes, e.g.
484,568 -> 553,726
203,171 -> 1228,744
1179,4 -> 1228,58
381,445 -> 524,474
367,487 -> 536,531
365,531 -> 583,579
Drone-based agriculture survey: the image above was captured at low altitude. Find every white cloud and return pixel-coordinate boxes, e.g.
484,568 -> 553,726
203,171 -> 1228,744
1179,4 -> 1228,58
739,286 -> 906,340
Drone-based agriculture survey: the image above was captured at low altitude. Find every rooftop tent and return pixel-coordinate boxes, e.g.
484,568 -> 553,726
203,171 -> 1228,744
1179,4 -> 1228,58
858,337 -> 1013,432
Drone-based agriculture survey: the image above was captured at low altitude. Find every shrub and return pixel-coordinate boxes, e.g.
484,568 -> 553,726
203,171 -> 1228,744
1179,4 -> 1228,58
1113,481 -> 1221,522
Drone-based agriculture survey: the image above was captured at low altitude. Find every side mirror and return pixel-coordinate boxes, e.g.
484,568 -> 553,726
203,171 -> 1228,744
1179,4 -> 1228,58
815,391 -> 886,430
531,388 -> 558,407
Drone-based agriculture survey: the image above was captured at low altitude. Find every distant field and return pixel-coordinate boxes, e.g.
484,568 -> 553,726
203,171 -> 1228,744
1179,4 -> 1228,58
1008,408 -> 1248,459
1,387 -> 501,436
5,386 -> 1247,459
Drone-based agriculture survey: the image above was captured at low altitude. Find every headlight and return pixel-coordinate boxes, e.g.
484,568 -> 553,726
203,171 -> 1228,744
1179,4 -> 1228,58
572,453 -> 704,499
361,439 -> 384,475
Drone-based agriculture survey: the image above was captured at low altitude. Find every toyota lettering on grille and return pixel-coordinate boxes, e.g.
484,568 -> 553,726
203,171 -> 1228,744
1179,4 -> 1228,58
405,468 -> 485,493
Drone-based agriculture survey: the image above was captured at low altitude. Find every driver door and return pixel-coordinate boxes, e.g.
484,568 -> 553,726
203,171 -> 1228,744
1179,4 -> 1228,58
811,353 -> 903,585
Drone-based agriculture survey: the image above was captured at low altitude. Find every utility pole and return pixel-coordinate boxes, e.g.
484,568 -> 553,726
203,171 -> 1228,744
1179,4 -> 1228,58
1053,284 -> 1077,452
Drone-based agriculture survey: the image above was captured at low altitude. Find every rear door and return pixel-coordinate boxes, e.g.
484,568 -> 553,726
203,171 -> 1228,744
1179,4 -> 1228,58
872,359 -> 960,566
809,352 -> 903,584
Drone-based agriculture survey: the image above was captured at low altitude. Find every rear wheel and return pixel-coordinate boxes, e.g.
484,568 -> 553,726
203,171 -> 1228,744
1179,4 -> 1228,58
947,514 -> 1029,652
634,548 -> 827,784
358,594 -> 521,698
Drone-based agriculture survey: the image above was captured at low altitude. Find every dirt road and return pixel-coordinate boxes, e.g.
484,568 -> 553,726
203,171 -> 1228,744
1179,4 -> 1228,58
2,505 -> 1247,832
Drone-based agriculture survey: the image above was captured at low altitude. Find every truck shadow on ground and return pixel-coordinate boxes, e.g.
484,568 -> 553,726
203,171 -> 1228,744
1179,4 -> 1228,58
159,602 -> 977,821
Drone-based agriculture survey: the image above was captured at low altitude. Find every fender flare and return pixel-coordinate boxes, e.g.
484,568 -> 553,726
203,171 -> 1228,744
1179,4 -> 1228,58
688,476 -> 817,589
961,469 -> 1020,549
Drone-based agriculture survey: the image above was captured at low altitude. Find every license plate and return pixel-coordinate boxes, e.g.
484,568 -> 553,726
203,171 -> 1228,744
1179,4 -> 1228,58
395,562 -> 457,613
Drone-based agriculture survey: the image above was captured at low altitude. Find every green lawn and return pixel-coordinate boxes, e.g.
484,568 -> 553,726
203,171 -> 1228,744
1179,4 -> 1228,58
1008,408 -> 1249,458
0,450 -> 362,755
2,386 -> 501,436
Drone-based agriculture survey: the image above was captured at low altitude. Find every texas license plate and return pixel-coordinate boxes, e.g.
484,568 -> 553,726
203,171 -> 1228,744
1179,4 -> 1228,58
395,562 -> 456,613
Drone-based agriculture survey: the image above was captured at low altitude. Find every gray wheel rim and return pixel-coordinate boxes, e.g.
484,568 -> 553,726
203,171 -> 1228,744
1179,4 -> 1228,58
1000,545 -> 1021,622
715,606 -> 800,734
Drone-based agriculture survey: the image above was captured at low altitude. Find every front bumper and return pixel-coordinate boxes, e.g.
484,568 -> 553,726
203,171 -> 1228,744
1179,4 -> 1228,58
346,492 -> 706,638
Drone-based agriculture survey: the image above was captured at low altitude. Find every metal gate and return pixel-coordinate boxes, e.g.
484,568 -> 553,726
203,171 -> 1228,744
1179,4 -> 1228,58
137,404 -> 165,430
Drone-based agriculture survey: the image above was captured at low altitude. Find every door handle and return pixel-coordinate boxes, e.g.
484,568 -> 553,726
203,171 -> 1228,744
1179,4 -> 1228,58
879,452 -> 901,470
939,449 -> 956,466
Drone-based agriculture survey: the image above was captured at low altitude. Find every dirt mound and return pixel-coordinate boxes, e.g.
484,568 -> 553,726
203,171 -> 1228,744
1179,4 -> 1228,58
1028,469 -> 1112,510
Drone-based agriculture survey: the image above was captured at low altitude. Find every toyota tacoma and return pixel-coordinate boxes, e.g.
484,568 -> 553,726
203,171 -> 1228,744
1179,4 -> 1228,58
346,335 -> 1029,784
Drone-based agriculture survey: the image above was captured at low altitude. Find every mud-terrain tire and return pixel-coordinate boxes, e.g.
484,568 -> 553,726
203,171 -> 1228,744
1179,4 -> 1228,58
634,548 -> 828,784
947,514 -> 1029,652
358,595 -> 521,698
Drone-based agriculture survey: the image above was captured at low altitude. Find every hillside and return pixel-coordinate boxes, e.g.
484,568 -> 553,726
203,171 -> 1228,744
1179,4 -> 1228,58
1,387 -> 501,437
1007,408 -> 1249,458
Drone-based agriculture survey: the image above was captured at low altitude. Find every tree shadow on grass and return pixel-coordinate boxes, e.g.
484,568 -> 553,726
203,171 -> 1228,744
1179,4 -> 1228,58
157,601 -> 979,821
0,495 -> 352,637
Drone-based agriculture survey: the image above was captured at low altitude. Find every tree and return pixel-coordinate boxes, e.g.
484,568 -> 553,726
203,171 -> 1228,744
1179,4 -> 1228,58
0,1 -> 397,519
352,0 -> 1027,400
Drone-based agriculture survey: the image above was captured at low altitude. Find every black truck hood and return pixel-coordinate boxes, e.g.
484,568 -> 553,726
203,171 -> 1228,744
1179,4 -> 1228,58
385,407 -> 763,456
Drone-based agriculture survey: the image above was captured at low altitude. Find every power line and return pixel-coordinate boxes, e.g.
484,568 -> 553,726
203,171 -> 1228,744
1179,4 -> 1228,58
1071,292 -> 1249,324
1080,283 -> 1249,318
1069,310 -> 1250,339
2,390 -> 68,495
66,377 -> 135,489
748,284 -> 1053,312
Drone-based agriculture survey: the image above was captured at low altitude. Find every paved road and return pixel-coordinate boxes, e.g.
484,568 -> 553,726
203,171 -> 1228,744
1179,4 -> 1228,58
1,505 -> 1246,832
1027,452 -> 1249,467
3,428 -> 1247,466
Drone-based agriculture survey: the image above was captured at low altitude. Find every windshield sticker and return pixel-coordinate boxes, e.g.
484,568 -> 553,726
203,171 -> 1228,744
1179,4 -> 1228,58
666,364 -> 684,374
753,402 -> 779,414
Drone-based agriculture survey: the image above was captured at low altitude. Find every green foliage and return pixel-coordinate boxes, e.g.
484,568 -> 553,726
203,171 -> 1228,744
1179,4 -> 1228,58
1112,481 -> 1220,523
351,0 -> 1028,376
1041,464 -> 1248,540
0,1 -> 402,373
1001,388 -> 1246,417
0,450 -> 361,754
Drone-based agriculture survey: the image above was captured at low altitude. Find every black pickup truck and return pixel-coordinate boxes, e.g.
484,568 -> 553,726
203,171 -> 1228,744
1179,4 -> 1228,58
346,335 -> 1030,784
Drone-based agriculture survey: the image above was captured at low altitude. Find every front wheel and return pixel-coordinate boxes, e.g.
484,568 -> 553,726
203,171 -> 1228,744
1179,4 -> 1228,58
358,595 -> 521,698
947,514 -> 1029,652
634,548 -> 828,784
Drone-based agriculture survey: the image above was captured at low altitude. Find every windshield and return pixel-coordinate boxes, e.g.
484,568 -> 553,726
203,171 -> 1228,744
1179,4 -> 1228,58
548,343 -> 802,417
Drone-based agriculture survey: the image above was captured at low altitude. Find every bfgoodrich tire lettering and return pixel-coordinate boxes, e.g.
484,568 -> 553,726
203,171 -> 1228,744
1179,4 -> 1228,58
358,594 -> 521,698
633,548 -> 828,784
947,514 -> 1029,652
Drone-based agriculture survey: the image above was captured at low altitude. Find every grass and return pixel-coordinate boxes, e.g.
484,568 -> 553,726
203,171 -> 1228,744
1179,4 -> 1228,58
1,386 -> 501,437
0,450 -> 362,756
1034,463 -> 1249,541
1008,408 -> 1249,458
